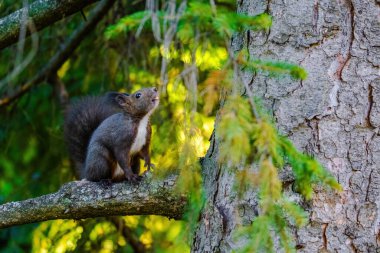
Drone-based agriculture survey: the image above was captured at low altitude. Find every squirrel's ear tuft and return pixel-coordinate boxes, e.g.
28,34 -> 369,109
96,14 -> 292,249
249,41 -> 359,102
115,94 -> 128,105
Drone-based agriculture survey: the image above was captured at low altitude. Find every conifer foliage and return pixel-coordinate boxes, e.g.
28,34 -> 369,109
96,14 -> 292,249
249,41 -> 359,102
106,0 -> 341,252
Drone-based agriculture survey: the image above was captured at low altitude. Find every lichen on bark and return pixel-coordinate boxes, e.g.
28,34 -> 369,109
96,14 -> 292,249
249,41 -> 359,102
0,175 -> 186,229
0,0 -> 99,50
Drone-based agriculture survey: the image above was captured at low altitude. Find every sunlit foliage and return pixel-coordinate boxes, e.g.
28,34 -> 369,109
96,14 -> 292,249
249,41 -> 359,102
106,0 -> 340,251
32,217 -> 188,253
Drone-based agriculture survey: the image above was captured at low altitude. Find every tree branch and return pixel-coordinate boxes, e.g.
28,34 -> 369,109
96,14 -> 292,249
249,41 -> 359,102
0,175 -> 186,229
0,0 -> 116,107
0,0 -> 99,50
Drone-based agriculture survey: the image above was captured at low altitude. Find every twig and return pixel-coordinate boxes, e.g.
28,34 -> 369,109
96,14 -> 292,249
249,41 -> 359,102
159,0 -> 187,94
48,74 -> 69,107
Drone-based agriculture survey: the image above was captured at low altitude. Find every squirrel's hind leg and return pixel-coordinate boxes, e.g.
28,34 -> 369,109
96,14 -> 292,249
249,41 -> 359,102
83,148 -> 112,181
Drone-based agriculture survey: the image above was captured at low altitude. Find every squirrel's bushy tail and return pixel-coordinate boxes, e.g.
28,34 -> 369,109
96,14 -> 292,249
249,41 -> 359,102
63,93 -> 122,176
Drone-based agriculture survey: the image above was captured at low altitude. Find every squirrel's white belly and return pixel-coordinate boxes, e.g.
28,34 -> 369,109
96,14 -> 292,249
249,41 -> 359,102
130,114 -> 149,154
114,164 -> 124,177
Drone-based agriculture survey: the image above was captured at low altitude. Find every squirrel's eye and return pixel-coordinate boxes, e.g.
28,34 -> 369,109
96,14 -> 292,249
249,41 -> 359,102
135,93 -> 141,99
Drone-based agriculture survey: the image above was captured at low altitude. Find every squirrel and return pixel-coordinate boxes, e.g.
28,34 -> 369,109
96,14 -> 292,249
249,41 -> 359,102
64,87 -> 159,182
64,91 -> 127,175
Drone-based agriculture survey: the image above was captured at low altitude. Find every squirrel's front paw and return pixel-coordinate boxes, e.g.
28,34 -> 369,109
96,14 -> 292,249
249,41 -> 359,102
144,162 -> 156,171
125,171 -> 141,183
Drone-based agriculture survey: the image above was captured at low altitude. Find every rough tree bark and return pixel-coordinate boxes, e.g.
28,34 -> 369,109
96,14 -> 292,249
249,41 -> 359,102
192,0 -> 380,252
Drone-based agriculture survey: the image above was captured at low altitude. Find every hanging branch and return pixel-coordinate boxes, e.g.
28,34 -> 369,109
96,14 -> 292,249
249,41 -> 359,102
0,0 -> 116,108
48,73 -> 69,107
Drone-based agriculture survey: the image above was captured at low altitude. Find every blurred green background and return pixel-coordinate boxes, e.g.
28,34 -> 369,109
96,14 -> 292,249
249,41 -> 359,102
0,0 -> 223,251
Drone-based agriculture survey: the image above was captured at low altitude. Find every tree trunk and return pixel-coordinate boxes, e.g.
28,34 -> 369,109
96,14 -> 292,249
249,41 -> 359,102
192,0 -> 380,252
